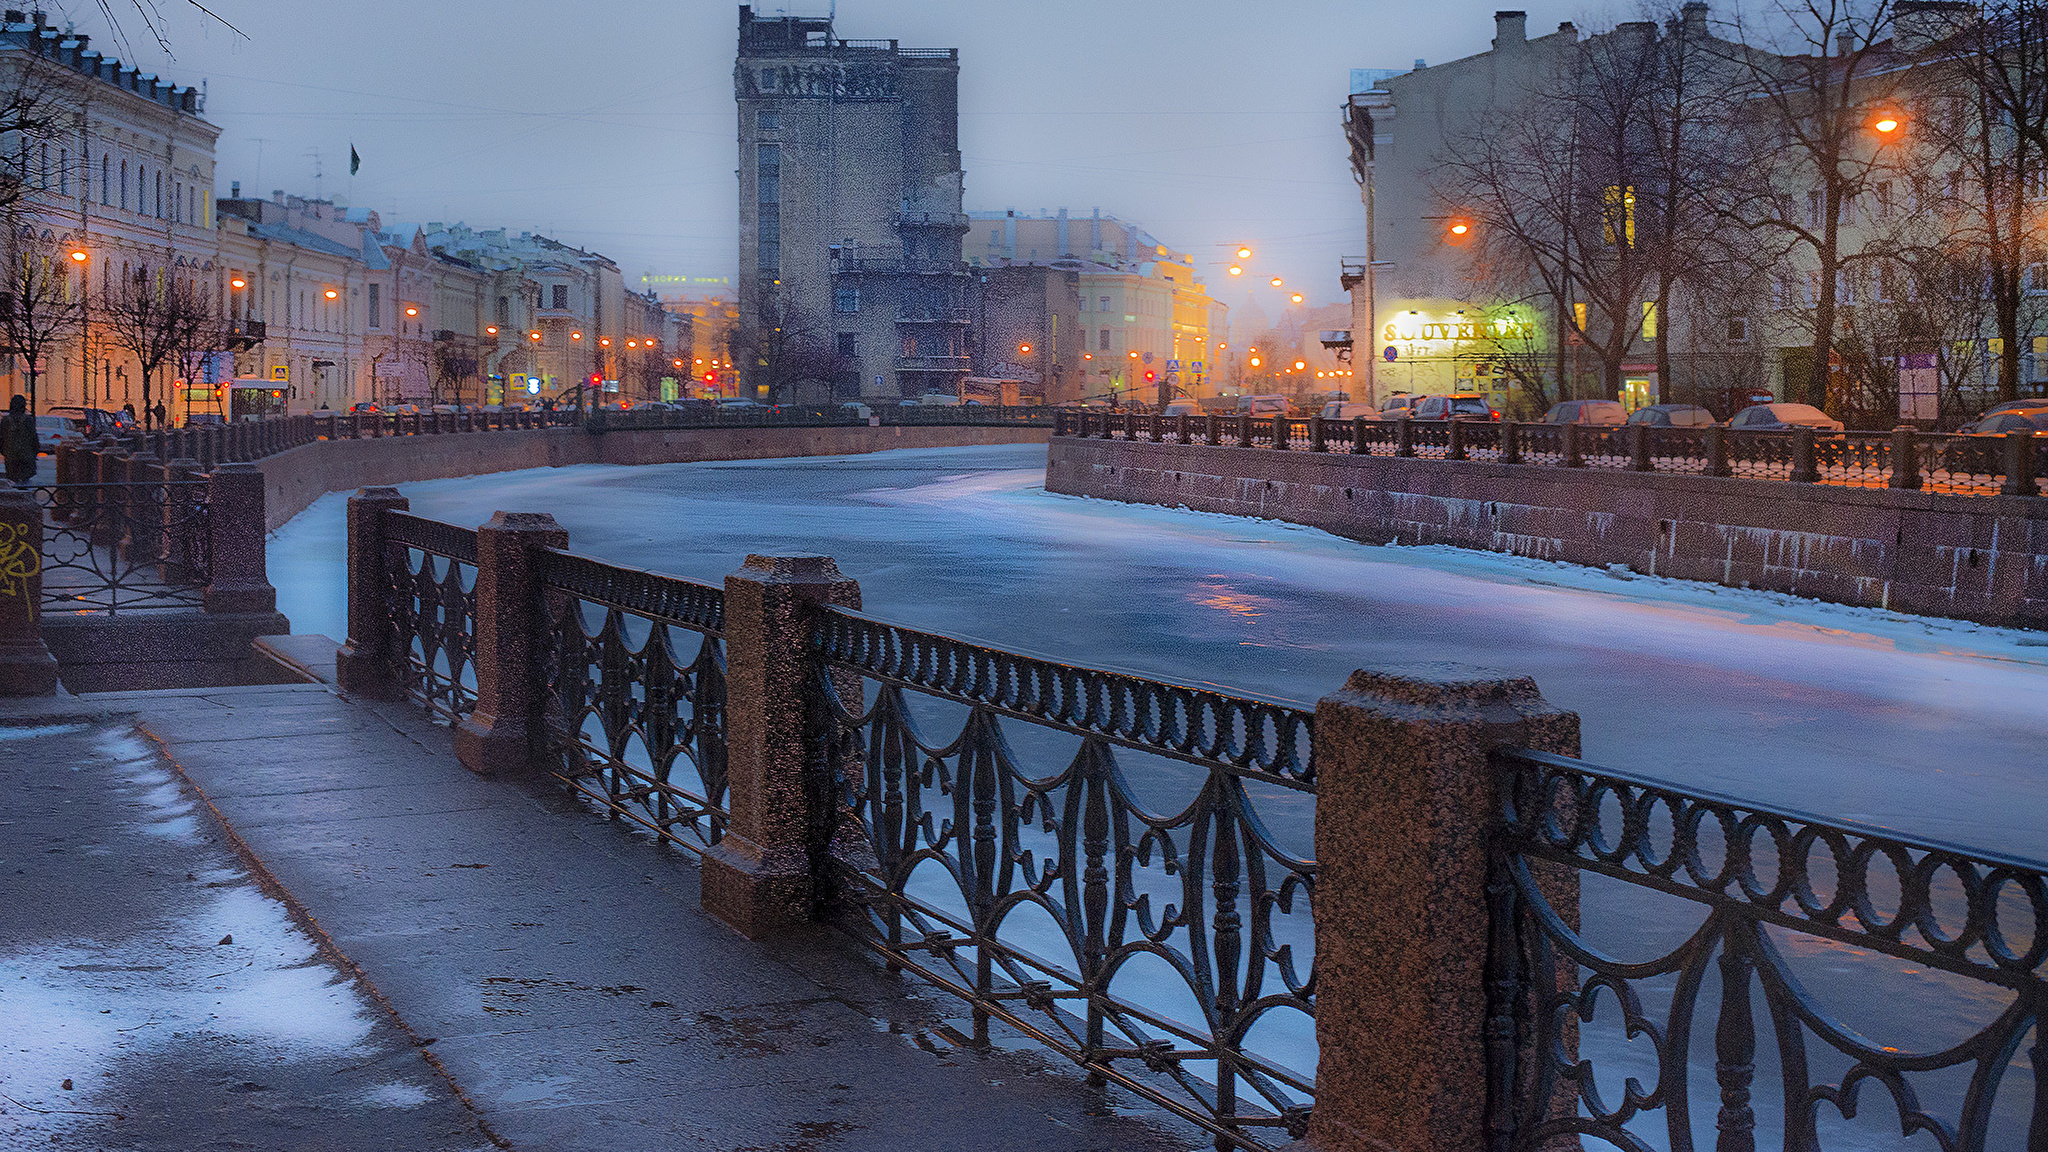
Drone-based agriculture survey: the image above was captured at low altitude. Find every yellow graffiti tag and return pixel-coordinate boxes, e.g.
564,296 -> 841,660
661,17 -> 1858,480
0,521 -> 40,598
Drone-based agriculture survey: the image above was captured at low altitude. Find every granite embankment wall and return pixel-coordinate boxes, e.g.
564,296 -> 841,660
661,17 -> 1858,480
258,423 -> 1050,530
1046,436 -> 2048,629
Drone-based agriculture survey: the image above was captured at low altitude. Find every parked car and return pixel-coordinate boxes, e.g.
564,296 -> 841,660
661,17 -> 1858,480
1319,400 -> 1382,421
45,406 -> 127,438
918,393 -> 962,406
348,402 -> 381,415
1379,391 -> 1419,417
1163,399 -> 1204,417
1977,399 -> 2048,421
184,412 -> 226,429
1958,409 -> 2048,436
718,399 -> 763,411
840,402 -> 874,420
35,413 -> 86,453
1237,394 -> 1291,416
1410,393 -> 1499,421
1626,403 -> 1718,428
1727,402 -> 1845,432
1541,400 -> 1628,425
387,403 -> 422,416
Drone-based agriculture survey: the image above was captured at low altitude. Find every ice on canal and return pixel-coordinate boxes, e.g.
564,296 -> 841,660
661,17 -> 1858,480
270,443 -> 2048,1149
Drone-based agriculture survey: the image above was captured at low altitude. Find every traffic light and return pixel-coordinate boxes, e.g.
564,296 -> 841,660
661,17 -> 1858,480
1144,371 -> 1156,382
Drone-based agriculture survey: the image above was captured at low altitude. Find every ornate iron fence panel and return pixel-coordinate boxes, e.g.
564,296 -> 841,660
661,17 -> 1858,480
1924,435 -> 2008,496
382,511 -> 479,722
811,608 -> 1317,1149
1821,432 -> 1892,489
34,481 -> 211,613
1412,420 -> 1452,460
1520,423 -> 1567,466
1726,429 -> 1796,479
1577,426 -> 1631,469
538,548 -> 730,856
1356,419 -> 1399,456
1648,427 -> 1711,474
1487,747 -> 2048,1152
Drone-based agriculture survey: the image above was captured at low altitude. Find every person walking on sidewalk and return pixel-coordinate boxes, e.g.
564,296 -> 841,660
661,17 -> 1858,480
1,394 -> 38,483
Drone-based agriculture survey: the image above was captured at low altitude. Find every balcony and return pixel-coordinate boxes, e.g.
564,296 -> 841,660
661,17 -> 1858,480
895,354 -> 971,372
834,257 -> 971,277
895,211 -> 970,233
896,309 -> 973,325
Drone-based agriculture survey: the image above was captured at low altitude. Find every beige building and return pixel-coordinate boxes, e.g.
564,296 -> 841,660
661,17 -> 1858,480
965,209 -> 1228,405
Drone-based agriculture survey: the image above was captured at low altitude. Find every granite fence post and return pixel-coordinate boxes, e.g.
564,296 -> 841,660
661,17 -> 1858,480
1206,413 -> 1222,446
50,441 -> 76,521
1500,419 -> 1521,465
1562,423 -> 1584,468
1395,415 -> 1415,458
201,462 -> 276,614
1890,427 -> 1921,490
1704,424 -> 1731,477
454,511 -> 570,779
702,554 -> 862,939
1351,415 -> 1370,455
1629,423 -> 1653,471
1790,426 -> 1820,483
159,458 -> 202,581
91,447 -> 129,550
0,480 -> 59,695
335,487 -> 409,697
1448,417 -> 1468,461
2003,431 -> 2038,497
1304,664 -> 1580,1152
1272,414 -> 1290,450
1309,415 -> 1327,453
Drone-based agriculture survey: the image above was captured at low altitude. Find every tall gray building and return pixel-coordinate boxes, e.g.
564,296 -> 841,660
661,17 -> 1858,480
735,6 -> 969,402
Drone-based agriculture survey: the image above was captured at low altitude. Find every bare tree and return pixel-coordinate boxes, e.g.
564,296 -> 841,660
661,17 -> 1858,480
728,280 -> 848,403
99,263 -> 211,429
1716,0 -> 1904,411
0,217 -> 81,414
431,338 -> 477,407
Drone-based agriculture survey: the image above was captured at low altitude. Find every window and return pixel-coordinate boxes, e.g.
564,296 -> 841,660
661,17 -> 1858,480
759,67 -> 778,91
837,332 -> 858,356
100,156 -> 108,205
835,286 -> 860,314
552,284 -> 569,310
1603,185 -> 1636,247
57,149 -> 65,195
368,283 -> 381,329
1078,296 -> 1088,313
496,296 -> 511,326
758,111 -> 780,132
757,143 -> 780,203
1727,317 -> 1749,343
119,159 -> 127,209
2030,264 -> 2048,295
1099,296 -> 1110,311
1804,271 -> 1819,306
1099,328 -> 1112,350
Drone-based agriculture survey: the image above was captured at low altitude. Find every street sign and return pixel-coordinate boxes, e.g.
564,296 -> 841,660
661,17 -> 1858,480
1383,347 -> 1398,361
1167,359 -> 1181,370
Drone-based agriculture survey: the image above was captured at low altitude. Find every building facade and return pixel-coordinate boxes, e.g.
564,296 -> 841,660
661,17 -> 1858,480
964,209 -> 1229,405
735,5 -> 969,402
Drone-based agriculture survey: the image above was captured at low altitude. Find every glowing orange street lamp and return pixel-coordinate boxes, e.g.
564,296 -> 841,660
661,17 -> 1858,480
230,276 -> 246,289
1871,112 -> 1904,140
324,288 -> 338,300
599,338 -> 611,347
1228,265 -> 1244,276
485,326 -> 499,336
68,249 -> 86,263
1291,293 -> 1305,304
1250,356 -> 1262,367
529,330 -> 542,342
571,331 -> 583,341
1270,277 -> 1284,288
1236,246 -> 1253,259
1019,342 -> 1033,355
404,305 -> 419,317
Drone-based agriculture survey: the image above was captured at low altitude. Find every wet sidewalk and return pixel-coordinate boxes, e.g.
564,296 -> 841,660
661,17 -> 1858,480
4,682 -> 1197,1152
0,715 -> 493,1150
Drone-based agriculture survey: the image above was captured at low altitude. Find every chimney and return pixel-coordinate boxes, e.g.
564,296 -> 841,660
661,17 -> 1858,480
1413,57 -> 1427,70
1681,2 -> 1708,35
2,12 -> 22,25
1557,21 -> 1579,42
230,180 -> 239,198
1837,31 -> 1855,55
1493,10 -> 1528,50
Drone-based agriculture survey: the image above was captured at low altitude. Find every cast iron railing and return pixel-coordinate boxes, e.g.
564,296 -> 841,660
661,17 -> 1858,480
537,548 -> 729,854
1054,412 -> 2048,499
1486,748 -> 2048,1151
33,481 -> 210,612
810,609 -> 1318,1149
382,511 -> 478,722
587,404 -> 1056,431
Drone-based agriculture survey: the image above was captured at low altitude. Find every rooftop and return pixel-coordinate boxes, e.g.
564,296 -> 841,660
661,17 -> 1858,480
0,8 -> 205,116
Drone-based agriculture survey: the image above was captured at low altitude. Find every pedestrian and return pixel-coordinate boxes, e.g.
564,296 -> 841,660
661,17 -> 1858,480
151,401 -> 166,428
0,395 -> 37,483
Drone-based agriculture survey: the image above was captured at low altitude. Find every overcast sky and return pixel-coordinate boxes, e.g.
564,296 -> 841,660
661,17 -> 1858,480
53,0 -> 1536,308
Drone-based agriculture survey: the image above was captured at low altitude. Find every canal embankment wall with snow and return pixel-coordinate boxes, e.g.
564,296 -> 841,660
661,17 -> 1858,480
1046,435 -> 2048,629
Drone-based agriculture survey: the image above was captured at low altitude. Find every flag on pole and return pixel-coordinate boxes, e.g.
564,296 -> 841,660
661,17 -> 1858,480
349,145 -> 360,176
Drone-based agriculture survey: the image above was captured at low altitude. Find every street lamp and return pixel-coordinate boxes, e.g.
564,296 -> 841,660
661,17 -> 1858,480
1270,277 -> 1284,288
1237,246 -> 1253,259
68,249 -> 86,263
1228,265 -> 1243,276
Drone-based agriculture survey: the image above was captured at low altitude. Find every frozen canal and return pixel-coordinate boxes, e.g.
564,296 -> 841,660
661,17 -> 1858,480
269,443 -> 2047,1148
272,443 -> 2048,858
